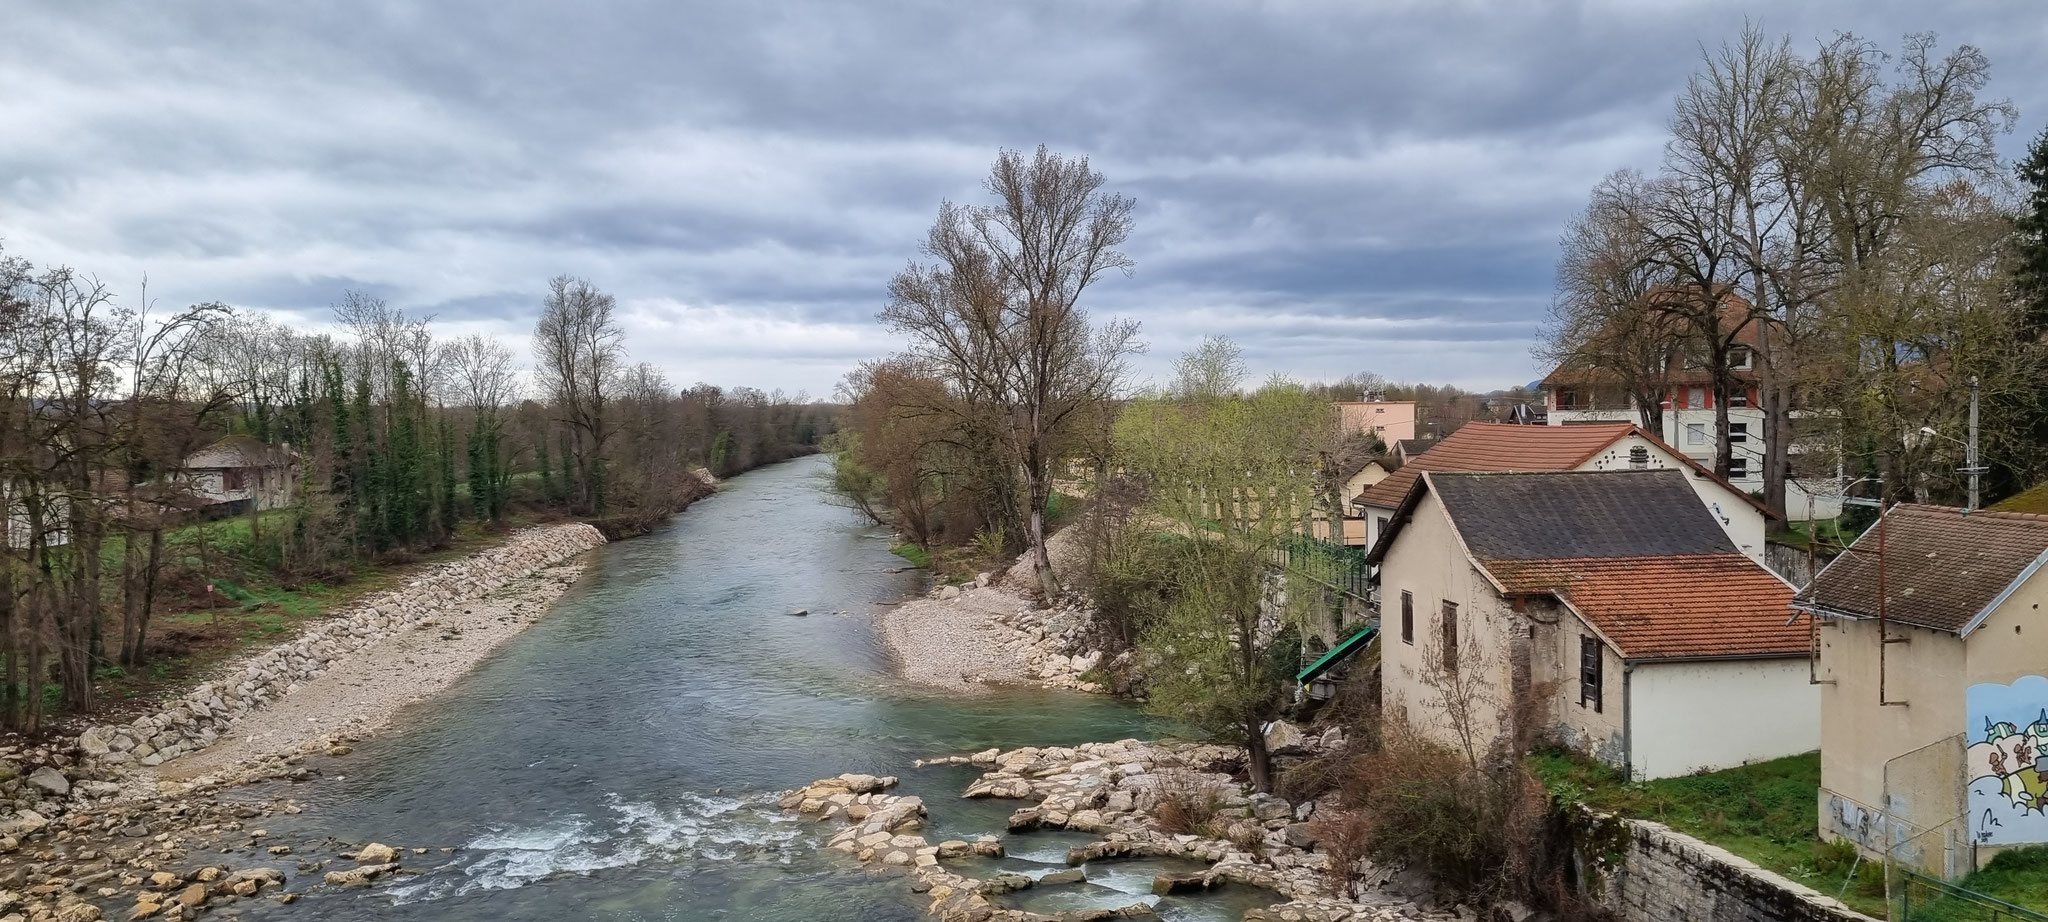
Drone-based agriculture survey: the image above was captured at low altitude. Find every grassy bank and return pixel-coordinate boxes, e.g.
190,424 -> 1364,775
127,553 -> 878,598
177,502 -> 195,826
82,515 -> 549,720
1531,750 -> 1889,917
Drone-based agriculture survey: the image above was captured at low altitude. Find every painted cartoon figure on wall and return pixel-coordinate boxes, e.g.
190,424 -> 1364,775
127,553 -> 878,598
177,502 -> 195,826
1968,676 -> 2048,844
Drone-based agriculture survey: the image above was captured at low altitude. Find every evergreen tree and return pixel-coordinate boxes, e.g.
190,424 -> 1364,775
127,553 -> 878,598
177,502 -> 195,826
437,412 -> 458,537
2004,127 -> 2048,494
385,361 -> 424,546
2018,127 -> 2048,335
468,414 -> 491,520
352,370 -> 382,551
557,430 -> 578,507
536,429 -> 555,506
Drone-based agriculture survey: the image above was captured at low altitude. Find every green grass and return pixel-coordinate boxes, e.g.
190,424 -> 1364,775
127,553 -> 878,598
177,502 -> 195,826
1531,749 -> 1889,916
83,515 -> 536,712
1923,847 -> 2048,919
889,542 -> 930,568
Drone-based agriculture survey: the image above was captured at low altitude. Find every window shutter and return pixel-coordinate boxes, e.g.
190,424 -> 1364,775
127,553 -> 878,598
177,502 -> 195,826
1580,635 -> 1603,713
1441,601 -> 1459,672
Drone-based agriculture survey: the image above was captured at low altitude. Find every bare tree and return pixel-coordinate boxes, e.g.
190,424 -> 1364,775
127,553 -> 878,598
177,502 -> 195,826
533,275 -> 624,514
883,146 -> 1142,599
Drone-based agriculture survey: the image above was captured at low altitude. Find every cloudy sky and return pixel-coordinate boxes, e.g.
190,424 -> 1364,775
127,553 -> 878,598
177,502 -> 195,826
5,1 -> 2044,397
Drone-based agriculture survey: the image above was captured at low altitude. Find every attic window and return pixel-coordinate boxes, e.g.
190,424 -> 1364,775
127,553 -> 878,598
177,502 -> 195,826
1628,446 -> 1649,469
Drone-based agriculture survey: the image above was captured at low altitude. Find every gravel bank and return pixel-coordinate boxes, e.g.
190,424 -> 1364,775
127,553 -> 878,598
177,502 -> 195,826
879,585 -> 1041,690
878,525 -> 1111,694
160,561 -> 590,783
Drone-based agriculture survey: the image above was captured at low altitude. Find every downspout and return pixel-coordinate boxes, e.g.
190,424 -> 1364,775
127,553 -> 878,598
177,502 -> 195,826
1622,662 -> 1635,781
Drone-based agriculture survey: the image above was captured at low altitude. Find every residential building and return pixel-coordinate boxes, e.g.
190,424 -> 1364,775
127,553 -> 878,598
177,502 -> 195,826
1369,469 -> 1813,779
1794,505 -> 2048,876
1538,301 -> 1845,520
1350,421 -> 1773,563
1335,400 -> 1417,444
174,436 -> 300,515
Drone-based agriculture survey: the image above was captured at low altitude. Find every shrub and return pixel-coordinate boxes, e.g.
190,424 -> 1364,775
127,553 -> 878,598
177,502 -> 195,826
1152,772 -> 1225,836
1342,728 -> 1548,902
1309,808 -> 1375,898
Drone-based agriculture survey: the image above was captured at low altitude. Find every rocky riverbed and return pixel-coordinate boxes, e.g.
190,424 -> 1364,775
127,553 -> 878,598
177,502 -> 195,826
0,523 -> 607,922
780,739 -> 1435,922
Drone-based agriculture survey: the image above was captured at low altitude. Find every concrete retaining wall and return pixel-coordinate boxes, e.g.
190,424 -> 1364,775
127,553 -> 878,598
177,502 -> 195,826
1598,818 -> 1878,922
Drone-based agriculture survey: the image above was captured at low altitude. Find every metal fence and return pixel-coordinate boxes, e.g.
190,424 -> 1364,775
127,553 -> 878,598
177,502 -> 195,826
1273,534 -> 1371,601
1899,870 -> 2048,922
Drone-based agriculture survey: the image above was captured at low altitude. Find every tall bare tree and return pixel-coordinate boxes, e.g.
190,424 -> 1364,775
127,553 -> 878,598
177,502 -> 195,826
884,147 -> 1142,599
533,275 -> 624,514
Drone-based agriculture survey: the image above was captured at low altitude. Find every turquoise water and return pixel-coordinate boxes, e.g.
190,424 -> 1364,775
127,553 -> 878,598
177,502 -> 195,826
221,456 -> 1222,921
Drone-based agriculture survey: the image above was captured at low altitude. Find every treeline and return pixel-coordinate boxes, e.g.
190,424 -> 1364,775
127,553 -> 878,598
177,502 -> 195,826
0,252 -> 832,731
1543,28 -> 2046,514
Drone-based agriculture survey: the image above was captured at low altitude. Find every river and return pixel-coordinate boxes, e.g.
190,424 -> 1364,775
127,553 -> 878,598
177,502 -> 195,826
217,456 -> 1267,921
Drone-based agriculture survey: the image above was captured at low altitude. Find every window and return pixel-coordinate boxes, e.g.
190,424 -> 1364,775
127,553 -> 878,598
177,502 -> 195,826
1686,387 -> 1706,409
223,469 -> 248,491
1375,515 -> 1389,539
1728,422 -> 1748,444
1730,347 -> 1753,370
1728,457 -> 1750,479
1686,423 -> 1707,446
1555,387 -> 1580,410
1440,601 -> 1459,672
1627,446 -> 1650,469
1580,635 -> 1603,712
1400,591 -> 1414,644
1730,391 -> 1750,408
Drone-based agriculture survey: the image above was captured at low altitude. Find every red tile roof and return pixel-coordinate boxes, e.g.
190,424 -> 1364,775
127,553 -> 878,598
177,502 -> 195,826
1794,504 -> 2048,635
1485,554 -> 1805,660
1352,420 -> 1775,521
1355,422 -> 1638,509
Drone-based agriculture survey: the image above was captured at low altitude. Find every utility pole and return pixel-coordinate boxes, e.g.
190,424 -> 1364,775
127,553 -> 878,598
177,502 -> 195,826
1967,375 -> 1983,512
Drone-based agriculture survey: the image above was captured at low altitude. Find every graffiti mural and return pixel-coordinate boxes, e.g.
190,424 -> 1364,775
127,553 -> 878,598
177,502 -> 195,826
1967,675 -> 2048,845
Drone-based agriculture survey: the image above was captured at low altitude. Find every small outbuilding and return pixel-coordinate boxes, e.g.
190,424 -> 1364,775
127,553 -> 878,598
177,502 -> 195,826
1795,504 -> 2048,876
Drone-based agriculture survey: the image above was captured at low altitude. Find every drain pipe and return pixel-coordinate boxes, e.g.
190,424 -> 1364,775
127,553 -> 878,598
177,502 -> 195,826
1622,663 -> 1635,781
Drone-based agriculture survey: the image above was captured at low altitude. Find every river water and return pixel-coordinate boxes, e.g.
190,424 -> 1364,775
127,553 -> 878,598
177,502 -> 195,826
219,456 -> 1268,921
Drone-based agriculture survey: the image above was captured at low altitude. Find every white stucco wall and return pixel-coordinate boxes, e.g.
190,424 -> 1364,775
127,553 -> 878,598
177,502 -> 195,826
1629,657 -> 1819,780
1378,492 -> 1520,753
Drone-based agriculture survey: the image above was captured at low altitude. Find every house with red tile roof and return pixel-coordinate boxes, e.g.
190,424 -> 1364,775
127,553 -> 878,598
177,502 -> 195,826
1794,505 -> 2048,875
1367,469 -> 1813,780
1349,421 -> 1774,564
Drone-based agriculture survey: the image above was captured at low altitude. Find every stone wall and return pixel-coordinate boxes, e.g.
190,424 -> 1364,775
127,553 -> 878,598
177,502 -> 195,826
1596,818 -> 1878,922
76,523 -> 606,770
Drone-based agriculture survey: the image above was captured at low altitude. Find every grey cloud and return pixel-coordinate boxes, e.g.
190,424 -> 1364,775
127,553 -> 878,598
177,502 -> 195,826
3,0 -> 2043,395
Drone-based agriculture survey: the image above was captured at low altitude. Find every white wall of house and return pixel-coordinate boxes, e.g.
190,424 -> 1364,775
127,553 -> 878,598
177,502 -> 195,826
1629,657 -> 1819,780
1378,493 -> 1521,754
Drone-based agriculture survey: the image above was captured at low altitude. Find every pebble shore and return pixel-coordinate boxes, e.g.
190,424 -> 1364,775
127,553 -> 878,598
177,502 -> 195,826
0,523 -> 608,922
